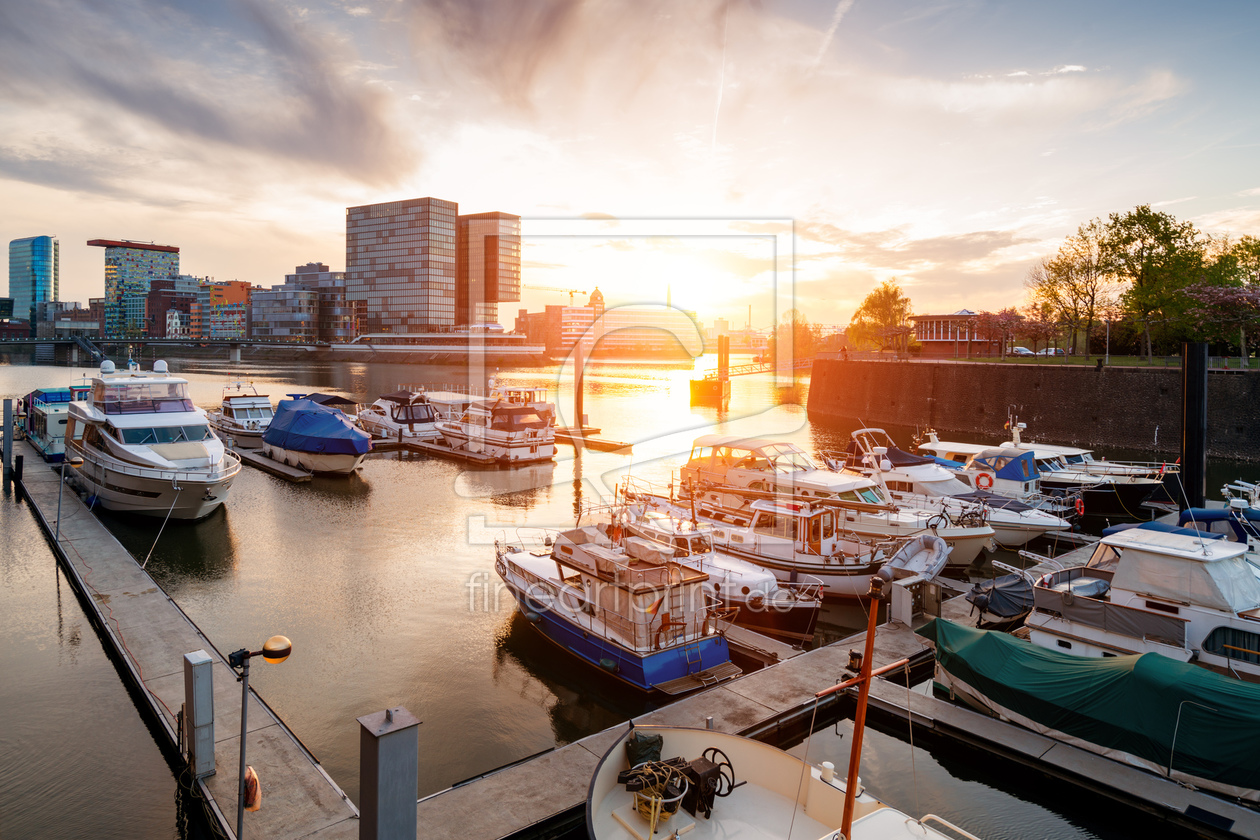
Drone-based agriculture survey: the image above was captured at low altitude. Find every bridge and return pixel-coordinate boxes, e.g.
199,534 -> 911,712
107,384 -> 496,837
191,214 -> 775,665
699,357 -> 815,380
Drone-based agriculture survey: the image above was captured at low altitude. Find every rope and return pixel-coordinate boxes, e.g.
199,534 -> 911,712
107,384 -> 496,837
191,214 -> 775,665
903,661 -> 921,821
787,693 -> 824,840
141,486 -> 182,570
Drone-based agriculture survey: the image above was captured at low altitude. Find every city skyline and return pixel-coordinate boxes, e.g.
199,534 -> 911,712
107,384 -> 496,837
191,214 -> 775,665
1,1 -> 1258,329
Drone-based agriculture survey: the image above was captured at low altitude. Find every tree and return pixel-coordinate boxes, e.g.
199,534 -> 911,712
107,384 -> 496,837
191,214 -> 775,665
1182,235 -> 1260,366
975,308 -> 1024,358
848,280 -> 913,354
769,308 -> 823,360
1100,205 -> 1205,361
1020,300 -> 1059,353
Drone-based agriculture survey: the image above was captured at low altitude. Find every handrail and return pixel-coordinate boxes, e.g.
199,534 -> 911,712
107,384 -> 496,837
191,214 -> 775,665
82,449 -> 242,482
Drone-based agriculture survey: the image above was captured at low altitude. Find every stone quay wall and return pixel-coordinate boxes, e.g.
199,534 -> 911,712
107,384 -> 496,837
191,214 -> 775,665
806,357 -> 1260,461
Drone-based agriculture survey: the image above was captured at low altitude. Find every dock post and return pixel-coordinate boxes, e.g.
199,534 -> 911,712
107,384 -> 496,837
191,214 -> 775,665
358,706 -> 420,840
1181,342 -> 1208,509
3,398 -> 12,475
183,650 -> 216,779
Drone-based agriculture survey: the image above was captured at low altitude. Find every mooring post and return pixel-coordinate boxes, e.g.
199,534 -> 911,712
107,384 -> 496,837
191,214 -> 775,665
1181,342 -> 1208,509
3,398 -> 12,476
358,706 -> 420,840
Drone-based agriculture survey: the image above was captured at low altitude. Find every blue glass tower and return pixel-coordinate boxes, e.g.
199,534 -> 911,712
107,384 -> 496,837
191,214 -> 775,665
8,236 -> 59,328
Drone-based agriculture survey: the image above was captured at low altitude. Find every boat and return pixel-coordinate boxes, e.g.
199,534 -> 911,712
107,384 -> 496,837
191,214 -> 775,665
923,617 -> 1260,805
434,381 -> 556,465
917,427 -> 1158,519
590,570 -> 983,840
357,389 -> 441,443
678,435 -> 995,565
915,437 -> 1078,517
63,360 -> 241,520
830,428 -> 1073,549
622,481 -> 950,600
1024,527 -> 1260,682
963,561 -> 1036,631
22,384 -> 89,461
205,381 -> 275,449
612,495 -> 824,643
261,398 -> 372,475
493,524 -> 743,695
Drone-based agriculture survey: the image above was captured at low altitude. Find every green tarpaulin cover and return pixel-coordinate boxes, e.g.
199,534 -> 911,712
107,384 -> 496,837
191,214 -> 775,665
918,618 -> 1260,792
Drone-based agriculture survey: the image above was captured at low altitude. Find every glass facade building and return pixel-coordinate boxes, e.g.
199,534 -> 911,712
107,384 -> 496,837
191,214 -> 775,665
251,287 -> 318,342
346,197 -> 458,334
88,239 -> 180,338
456,212 -> 521,326
286,262 -> 359,342
8,235 -> 59,328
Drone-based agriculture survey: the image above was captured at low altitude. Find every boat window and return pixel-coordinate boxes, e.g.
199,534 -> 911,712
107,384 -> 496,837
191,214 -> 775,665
689,446 -> 714,464
1065,454 -> 1086,465
121,427 -> 158,445
736,455 -> 771,471
1203,627 -> 1260,665
98,381 -> 194,414
821,511 -> 834,539
837,490 -> 862,503
809,516 -> 821,544
857,487 -> 886,504
184,425 -> 213,441
1085,543 -> 1121,570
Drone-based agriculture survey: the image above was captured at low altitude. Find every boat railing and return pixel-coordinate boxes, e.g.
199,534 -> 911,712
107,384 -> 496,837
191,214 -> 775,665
503,554 -> 734,652
1033,567 -> 1187,647
90,449 -> 243,483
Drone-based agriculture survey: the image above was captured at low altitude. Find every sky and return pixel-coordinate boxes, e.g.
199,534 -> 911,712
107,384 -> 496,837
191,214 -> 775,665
2,0 -> 1258,331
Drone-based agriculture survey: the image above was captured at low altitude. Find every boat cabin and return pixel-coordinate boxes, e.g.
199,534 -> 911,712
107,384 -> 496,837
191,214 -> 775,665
377,391 -> 438,426
681,434 -> 887,501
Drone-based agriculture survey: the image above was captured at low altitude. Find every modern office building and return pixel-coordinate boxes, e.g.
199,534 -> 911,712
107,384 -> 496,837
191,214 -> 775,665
456,212 -> 521,326
346,197 -> 458,334
251,286 -> 318,342
8,235 -> 59,330
190,280 -> 252,339
88,239 -> 180,338
285,262 -> 359,343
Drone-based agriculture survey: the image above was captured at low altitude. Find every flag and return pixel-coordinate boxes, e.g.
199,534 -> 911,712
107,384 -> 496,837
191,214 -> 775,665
644,596 -> 665,616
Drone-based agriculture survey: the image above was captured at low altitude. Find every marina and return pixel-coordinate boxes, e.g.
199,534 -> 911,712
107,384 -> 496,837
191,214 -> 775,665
3,356 -> 1260,840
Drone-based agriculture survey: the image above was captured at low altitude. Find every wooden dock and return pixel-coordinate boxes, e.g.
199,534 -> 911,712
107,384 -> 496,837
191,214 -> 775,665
17,442 -> 358,839
554,426 -> 633,453
233,446 -> 313,482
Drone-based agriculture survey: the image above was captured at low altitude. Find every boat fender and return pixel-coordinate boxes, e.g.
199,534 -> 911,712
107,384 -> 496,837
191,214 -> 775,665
976,473 -> 994,490
599,658 -> 620,674
522,610 -> 541,623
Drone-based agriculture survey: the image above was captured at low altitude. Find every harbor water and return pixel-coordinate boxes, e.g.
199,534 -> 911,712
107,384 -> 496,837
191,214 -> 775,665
1,355 -> 1254,839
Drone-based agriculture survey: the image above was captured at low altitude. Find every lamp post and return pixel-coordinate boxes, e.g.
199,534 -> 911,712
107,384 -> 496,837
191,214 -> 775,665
55,455 -> 84,543
228,635 -> 291,839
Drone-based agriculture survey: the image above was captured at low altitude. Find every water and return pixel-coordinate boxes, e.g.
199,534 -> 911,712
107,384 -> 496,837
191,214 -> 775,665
1,355 -> 1255,838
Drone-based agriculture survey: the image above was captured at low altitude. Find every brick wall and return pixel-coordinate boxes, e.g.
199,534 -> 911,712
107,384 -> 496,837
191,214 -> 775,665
807,358 -> 1260,460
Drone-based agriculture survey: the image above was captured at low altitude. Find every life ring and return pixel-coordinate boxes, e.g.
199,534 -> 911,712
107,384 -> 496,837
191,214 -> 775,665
975,473 -> 994,490
1074,497 -> 1085,516
610,523 -> 623,545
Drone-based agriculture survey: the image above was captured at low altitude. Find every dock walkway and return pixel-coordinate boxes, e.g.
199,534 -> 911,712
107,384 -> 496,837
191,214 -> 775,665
17,442 -> 358,839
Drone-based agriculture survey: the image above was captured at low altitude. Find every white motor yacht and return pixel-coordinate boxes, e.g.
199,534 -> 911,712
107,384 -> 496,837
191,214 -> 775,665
205,381 -> 274,449
22,384 -> 89,462
1025,527 -> 1260,682
435,382 -> 556,464
64,360 -> 241,520
830,428 -> 1072,549
678,435 -> 994,564
357,389 -> 441,443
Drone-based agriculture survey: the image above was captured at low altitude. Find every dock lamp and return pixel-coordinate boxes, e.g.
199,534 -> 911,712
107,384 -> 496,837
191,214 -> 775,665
228,635 -> 291,839
55,455 -> 84,543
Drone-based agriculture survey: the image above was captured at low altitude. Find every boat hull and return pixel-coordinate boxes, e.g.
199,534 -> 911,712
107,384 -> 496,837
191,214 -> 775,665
72,454 -> 238,520
505,583 -> 732,692
208,417 -> 266,449
261,443 -> 365,475
436,423 -> 555,464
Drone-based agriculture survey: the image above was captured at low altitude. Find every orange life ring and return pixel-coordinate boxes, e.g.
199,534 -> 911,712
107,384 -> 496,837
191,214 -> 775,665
1074,497 -> 1085,516
610,523 -> 623,545
976,473 -> 993,490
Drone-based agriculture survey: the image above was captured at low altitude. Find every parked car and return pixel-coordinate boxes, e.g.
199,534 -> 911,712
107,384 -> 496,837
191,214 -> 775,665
1011,346 -> 1034,356
1036,348 -> 1066,356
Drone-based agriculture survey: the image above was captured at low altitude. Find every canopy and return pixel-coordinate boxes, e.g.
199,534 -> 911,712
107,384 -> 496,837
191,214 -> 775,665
919,618 -> 1260,794
969,448 -> 1037,482
303,392 -> 358,407
263,399 -> 371,456
378,390 -> 424,404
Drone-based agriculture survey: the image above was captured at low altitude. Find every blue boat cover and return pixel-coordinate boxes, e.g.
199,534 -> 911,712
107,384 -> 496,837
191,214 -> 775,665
1101,520 -> 1225,539
263,399 -> 371,455
1178,507 -> 1260,544
969,448 -> 1038,482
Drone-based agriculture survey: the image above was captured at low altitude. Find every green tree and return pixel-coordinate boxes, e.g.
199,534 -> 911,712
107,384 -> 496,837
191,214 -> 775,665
1100,205 -> 1205,361
847,280 -> 913,354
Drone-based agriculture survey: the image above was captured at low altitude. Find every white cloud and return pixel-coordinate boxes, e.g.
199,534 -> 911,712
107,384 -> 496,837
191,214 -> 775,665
1052,64 -> 1087,74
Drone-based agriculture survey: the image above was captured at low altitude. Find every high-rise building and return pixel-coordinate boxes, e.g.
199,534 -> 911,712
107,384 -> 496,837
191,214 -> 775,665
8,235 -> 59,330
286,262 -> 359,342
87,239 -> 179,338
345,197 -> 458,334
456,212 -> 521,326
190,280 -> 252,339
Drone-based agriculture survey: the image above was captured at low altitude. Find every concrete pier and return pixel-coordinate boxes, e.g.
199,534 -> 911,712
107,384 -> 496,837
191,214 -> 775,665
18,441 -> 358,839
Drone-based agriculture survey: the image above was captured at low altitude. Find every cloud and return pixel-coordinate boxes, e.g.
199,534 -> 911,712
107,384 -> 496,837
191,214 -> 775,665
0,0 -> 414,187
1052,64 -> 1086,74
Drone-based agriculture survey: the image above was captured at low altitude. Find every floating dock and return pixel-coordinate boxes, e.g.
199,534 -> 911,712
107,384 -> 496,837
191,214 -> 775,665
232,446 -> 313,482
554,425 -> 632,452
16,442 -> 358,839
416,574 -> 1260,840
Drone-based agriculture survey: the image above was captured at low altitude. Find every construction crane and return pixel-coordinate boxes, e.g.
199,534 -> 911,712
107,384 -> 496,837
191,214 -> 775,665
522,284 -> 588,305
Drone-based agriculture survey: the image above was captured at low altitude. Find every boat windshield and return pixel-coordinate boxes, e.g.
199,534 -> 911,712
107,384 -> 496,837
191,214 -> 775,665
491,407 -> 549,430
97,381 -> 194,415
118,425 -> 214,445
836,486 -> 887,505
1064,454 -> 1087,465
768,448 -> 817,473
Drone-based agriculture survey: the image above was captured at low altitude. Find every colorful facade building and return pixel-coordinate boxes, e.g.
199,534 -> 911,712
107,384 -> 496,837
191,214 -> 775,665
88,239 -> 179,338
